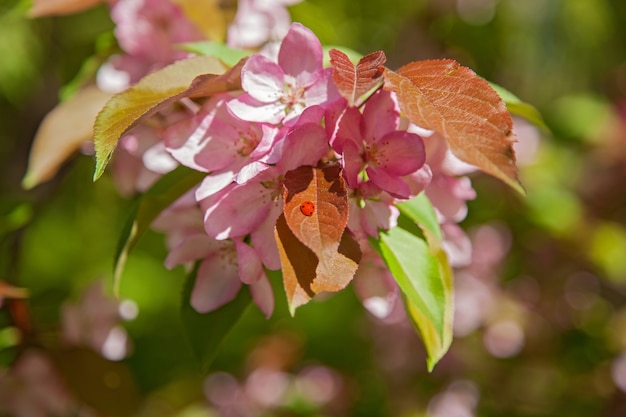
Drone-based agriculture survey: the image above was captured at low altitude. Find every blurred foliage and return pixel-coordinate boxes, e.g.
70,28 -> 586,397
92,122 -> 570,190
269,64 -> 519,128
2,0 -> 626,416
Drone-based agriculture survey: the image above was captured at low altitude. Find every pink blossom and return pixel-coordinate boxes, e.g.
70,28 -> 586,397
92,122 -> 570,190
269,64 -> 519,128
164,94 -> 280,175
227,0 -> 303,49
330,91 -> 426,199
227,23 -> 339,124
154,193 -> 274,316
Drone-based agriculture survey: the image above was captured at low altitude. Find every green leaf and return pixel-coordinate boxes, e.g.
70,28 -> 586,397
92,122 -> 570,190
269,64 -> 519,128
397,193 -> 443,247
93,55 -> 245,180
178,41 -> 251,67
377,226 -> 453,371
489,82 -> 549,131
113,166 -> 205,295
181,265 -> 252,372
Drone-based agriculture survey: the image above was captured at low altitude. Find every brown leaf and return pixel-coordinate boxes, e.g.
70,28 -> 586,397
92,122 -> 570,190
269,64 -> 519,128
330,49 -> 386,107
0,281 -> 28,299
22,85 -> 112,189
29,0 -> 103,17
274,214 -> 361,315
276,165 -> 361,314
383,60 -> 523,194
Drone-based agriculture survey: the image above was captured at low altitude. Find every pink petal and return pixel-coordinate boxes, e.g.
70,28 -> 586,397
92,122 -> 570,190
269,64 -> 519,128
375,131 -> 425,176
362,90 -> 400,143
191,253 -> 242,313
202,181 -> 274,239
353,254 -> 398,319
241,54 -> 285,103
234,240 -> 264,284
164,233 -> 220,269
302,68 -> 339,107
250,200 -> 283,270
195,172 -> 235,201
341,141 -> 364,189
278,23 -> 323,86
227,94 -> 285,124
367,166 -> 411,199
328,104 -> 361,154
276,123 -> 329,172
249,274 -> 275,319
441,222 -> 472,268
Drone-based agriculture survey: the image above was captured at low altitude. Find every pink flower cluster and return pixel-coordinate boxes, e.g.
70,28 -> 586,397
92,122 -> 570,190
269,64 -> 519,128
97,0 -> 478,318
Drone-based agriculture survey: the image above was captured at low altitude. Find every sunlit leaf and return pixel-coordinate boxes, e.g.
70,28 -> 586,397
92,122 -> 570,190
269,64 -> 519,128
322,46 -> 363,67
93,56 -> 245,180
397,192 -> 443,247
181,264 -> 252,372
28,0 -> 103,17
22,85 -> 112,189
384,60 -> 524,194
377,226 -> 453,371
329,48 -> 386,106
113,166 -> 205,295
274,214 -> 360,315
178,41 -> 251,67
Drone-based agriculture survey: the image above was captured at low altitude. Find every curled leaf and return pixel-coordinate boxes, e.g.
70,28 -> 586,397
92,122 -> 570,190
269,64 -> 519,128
93,56 -> 245,180
329,49 -> 386,106
383,60 -> 523,194
23,85 -> 112,189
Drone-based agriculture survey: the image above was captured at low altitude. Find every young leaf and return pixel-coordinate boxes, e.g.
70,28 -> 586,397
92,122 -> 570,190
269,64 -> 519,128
489,82 -> 550,131
113,166 -> 205,295
274,214 -> 360,315
22,85 -> 112,189
383,60 -> 524,194
397,192 -> 443,248
178,41 -> 251,67
181,264 -> 252,372
377,226 -> 453,371
329,49 -> 386,107
93,56 -> 245,180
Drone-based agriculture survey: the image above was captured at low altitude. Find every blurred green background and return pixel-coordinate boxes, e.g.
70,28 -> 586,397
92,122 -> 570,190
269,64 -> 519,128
2,0 -> 626,416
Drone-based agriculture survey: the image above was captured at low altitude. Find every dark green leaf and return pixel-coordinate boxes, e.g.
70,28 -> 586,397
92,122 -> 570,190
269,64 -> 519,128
113,166 -> 205,295
180,264 -> 252,372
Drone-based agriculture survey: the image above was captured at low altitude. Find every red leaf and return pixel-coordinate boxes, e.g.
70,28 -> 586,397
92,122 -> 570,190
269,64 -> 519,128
330,49 -> 386,107
275,165 -> 361,314
383,60 -> 523,194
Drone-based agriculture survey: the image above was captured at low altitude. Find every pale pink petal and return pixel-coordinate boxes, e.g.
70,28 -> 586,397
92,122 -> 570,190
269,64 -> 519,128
353,255 -> 398,319
227,95 -> 286,124
191,254 -> 242,313
404,165 -> 433,196
250,200 -> 283,270
164,233 -> 220,269
202,182 -> 274,239
142,142 -> 178,174
302,68 -> 339,107
249,274 -> 275,318
278,23 -> 323,86
241,54 -> 285,103
234,240 -> 264,284
195,172 -> 236,201
441,223 -> 472,268
426,175 -> 476,223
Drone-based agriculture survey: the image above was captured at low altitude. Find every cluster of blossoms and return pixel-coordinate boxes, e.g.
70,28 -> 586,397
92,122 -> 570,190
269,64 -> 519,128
91,0 -> 480,319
